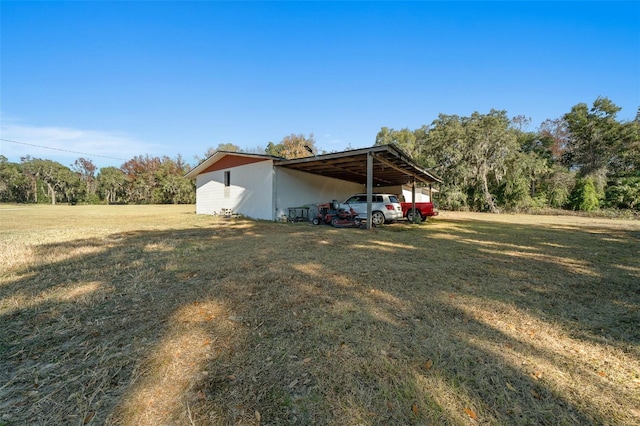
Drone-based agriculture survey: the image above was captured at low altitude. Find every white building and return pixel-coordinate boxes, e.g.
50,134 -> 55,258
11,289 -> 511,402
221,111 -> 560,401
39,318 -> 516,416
184,144 -> 442,223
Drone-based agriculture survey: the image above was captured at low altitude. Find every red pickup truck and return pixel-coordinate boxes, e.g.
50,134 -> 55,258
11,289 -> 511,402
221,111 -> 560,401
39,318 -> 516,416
401,202 -> 438,222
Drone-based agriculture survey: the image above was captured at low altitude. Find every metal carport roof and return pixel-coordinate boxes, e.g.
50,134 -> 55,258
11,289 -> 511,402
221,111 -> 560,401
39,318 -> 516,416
275,144 -> 442,186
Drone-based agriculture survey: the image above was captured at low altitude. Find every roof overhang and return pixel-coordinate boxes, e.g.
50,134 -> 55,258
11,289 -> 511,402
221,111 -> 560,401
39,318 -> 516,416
184,151 -> 280,179
275,144 -> 442,186
185,144 -> 442,186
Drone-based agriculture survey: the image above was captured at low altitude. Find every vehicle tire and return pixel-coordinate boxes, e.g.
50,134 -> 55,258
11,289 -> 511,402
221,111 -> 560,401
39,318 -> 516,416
371,211 -> 385,226
407,209 -> 424,223
312,217 -> 320,225
330,217 -> 339,227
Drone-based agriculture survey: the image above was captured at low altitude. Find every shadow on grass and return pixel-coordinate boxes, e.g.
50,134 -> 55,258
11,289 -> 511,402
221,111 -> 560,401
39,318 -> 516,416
421,218 -> 640,348
1,216 -> 638,424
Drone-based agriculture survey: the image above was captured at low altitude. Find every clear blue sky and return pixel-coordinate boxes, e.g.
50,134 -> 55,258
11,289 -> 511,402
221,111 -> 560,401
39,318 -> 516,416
1,1 -> 639,169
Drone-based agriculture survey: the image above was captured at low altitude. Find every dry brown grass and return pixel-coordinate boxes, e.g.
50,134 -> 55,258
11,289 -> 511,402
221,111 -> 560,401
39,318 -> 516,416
1,205 -> 639,425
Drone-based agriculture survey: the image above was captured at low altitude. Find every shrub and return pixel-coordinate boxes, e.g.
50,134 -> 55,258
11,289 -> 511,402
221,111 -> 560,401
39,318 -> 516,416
605,177 -> 640,210
569,177 -> 599,211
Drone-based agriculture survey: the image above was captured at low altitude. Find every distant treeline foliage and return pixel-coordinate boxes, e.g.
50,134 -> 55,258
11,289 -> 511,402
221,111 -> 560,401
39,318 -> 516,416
1,97 -> 638,211
375,97 -> 640,212
0,154 -> 195,205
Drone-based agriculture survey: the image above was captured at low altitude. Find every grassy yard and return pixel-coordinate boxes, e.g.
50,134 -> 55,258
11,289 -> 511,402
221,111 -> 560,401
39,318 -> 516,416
1,205 -> 639,425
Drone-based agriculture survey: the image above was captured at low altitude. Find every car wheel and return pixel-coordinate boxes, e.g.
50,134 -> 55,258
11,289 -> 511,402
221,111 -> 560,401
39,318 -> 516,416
330,217 -> 339,227
407,209 -> 424,222
312,217 -> 320,225
371,211 -> 385,226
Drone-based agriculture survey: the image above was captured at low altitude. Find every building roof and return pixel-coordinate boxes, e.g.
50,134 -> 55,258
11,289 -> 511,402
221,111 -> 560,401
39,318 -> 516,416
275,144 -> 442,186
184,151 -> 279,179
185,144 -> 442,186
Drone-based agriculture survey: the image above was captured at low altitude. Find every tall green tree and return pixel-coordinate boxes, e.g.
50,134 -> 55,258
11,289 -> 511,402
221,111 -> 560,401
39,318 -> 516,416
264,141 -> 284,158
375,127 -> 419,159
420,114 -> 470,210
605,176 -> 640,210
152,155 -> 195,204
71,157 -> 98,202
418,111 -> 518,212
564,97 -> 624,178
569,177 -> 600,211
121,155 -> 162,204
498,150 -> 549,210
463,110 -> 519,212
21,157 -> 80,205
265,134 -> 316,159
0,156 -> 30,202
96,167 -> 126,204
197,143 -> 243,164
537,166 -> 575,208
537,118 -> 570,164
610,120 -> 640,177
505,117 -> 556,206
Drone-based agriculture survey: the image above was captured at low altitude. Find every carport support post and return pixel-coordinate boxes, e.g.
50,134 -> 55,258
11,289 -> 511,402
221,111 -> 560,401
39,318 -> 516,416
366,150 -> 373,229
411,179 -> 417,223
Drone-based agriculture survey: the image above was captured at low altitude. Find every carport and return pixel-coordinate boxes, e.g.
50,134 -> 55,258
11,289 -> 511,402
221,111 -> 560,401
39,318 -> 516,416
275,144 -> 442,229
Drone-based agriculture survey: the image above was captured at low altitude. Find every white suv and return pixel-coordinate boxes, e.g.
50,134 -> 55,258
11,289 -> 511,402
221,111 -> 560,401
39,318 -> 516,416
342,193 -> 402,225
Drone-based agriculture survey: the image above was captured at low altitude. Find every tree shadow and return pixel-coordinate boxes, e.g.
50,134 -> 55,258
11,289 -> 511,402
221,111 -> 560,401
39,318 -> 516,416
418,218 -> 640,349
1,216 -> 638,424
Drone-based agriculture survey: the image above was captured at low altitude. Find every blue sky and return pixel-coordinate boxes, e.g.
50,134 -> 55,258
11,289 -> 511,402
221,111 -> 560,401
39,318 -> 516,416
1,1 -> 639,169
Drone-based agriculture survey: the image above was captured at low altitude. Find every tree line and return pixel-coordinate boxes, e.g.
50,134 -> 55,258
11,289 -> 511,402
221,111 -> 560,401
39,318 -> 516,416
0,133 -> 321,206
0,154 -> 196,205
376,97 -> 639,212
1,97 -> 638,211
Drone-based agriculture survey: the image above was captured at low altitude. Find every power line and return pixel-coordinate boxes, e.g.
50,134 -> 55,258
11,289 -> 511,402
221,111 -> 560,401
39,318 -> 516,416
0,138 -> 128,161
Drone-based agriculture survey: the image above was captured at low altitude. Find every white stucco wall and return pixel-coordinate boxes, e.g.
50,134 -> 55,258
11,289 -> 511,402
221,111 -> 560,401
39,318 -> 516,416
195,160 -> 375,221
274,168 -> 362,220
401,187 -> 431,203
375,185 -> 431,202
195,160 -> 274,220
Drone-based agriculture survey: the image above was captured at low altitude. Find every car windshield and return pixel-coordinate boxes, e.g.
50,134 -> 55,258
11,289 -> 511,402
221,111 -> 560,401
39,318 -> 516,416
389,196 -> 399,203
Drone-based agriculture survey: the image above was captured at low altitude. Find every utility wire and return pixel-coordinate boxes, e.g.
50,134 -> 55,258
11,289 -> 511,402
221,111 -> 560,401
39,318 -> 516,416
0,138 -> 128,161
